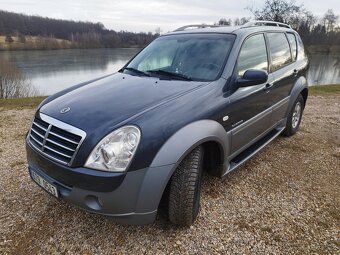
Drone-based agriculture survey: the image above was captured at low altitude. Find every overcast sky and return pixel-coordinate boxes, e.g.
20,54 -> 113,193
0,0 -> 339,33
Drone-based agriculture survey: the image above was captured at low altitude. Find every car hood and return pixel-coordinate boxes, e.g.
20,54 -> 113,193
40,72 -> 207,133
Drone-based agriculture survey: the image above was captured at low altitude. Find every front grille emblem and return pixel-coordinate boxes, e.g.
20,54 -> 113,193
60,107 -> 71,114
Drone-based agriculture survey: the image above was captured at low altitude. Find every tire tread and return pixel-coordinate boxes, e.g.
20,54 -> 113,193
168,146 -> 203,226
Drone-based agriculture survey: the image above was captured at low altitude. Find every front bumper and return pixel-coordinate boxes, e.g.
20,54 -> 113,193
26,141 -> 174,225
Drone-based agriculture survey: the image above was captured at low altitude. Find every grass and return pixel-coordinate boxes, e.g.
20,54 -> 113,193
0,85 -> 339,109
0,96 -> 47,109
0,35 -> 72,51
309,84 -> 340,95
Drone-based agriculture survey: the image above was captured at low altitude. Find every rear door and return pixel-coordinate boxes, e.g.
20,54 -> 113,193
226,33 -> 273,154
265,32 -> 298,124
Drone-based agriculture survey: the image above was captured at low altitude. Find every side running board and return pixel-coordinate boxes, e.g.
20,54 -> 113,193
222,127 -> 285,177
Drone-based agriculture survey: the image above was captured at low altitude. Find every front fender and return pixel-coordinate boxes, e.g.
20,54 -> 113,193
134,120 -> 229,213
150,119 -> 229,167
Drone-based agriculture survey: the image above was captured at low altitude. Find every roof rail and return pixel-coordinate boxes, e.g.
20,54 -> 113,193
174,24 -> 220,32
242,20 -> 291,29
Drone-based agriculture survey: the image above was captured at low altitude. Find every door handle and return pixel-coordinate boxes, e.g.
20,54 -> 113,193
263,83 -> 273,90
293,69 -> 298,77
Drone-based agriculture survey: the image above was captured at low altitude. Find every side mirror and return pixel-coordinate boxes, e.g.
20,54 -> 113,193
236,69 -> 268,87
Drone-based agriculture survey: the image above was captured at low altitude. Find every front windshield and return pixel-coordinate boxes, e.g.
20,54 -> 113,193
124,33 -> 235,81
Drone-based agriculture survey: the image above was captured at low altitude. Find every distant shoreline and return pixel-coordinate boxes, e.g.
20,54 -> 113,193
0,46 -> 141,52
306,45 -> 340,55
0,35 -> 144,51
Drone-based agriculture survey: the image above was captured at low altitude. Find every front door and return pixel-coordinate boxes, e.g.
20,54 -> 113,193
224,33 -> 273,155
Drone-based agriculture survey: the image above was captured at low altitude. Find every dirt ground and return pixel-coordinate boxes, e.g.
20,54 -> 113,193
0,95 -> 339,255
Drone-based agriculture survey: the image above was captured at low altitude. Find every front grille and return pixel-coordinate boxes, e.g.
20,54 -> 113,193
28,115 -> 85,166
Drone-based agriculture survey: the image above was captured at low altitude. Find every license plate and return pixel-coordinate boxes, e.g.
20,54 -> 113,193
31,170 -> 59,198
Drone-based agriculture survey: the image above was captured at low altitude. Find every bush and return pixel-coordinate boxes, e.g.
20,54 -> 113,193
0,59 -> 38,98
5,35 -> 14,43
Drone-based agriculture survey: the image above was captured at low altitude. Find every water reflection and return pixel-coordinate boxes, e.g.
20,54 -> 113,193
0,48 -> 140,95
307,54 -> 340,85
0,49 -> 339,96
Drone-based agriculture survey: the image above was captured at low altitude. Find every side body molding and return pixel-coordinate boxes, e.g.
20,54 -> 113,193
134,120 -> 229,214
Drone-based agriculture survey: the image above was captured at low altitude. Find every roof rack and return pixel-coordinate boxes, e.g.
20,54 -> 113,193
242,20 -> 291,29
174,24 -> 220,32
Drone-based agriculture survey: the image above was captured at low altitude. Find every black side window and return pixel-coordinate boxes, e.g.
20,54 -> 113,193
286,33 -> 297,61
237,34 -> 268,76
267,33 -> 292,72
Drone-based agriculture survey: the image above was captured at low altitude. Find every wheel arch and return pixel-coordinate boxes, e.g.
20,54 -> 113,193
134,120 -> 229,214
150,119 -> 229,168
286,76 -> 308,116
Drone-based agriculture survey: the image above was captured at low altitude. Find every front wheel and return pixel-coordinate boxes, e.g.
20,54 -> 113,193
282,94 -> 305,137
168,146 -> 204,226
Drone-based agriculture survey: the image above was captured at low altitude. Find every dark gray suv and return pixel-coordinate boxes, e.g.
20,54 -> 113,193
26,21 -> 309,226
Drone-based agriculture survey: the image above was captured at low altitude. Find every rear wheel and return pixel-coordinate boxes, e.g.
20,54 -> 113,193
282,94 -> 304,137
168,146 -> 204,226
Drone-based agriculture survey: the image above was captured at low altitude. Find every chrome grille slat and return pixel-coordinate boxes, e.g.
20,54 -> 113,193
28,140 -> 72,165
48,130 -> 79,144
28,114 -> 86,166
32,121 -> 48,131
45,138 -> 76,152
44,145 -> 73,158
30,134 -> 43,146
30,128 -> 44,138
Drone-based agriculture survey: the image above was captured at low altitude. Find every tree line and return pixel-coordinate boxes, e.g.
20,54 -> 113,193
0,0 -> 339,50
0,10 -> 158,49
217,0 -> 339,49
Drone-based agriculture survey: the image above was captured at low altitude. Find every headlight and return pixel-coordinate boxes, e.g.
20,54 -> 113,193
85,126 -> 141,172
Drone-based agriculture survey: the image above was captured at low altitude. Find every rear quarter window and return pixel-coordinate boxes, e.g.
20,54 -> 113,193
267,32 -> 292,72
297,35 -> 307,60
286,33 -> 297,61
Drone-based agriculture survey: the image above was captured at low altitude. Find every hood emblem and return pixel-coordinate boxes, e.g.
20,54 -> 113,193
60,107 -> 71,114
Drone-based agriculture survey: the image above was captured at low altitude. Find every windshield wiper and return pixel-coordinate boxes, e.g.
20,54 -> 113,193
122,67 -> 150,77
147,69 -> 193,81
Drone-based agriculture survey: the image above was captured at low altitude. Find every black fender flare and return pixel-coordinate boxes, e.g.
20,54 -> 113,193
286,76 -> 308,116
134,120 -> 229,213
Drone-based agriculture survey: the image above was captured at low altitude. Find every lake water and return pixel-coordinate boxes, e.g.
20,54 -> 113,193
0,49 -> 339,95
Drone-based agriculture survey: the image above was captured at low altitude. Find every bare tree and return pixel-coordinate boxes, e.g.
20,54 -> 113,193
240,17 -> 251,25
247,0 -> 303,24
323,9 -> 339,33
0,59 -> 38,98
155,27 -> 162,35
216,18 -> 232,26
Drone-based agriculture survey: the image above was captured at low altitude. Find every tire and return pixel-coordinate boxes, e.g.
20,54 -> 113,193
168,146 -> 204,226
282,94 -> 305,137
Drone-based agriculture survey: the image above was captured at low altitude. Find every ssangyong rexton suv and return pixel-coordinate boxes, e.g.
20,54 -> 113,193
26,21 -> 309,226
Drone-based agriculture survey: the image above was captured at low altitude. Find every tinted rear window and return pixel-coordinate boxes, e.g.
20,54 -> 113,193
267,33 -> 292,72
